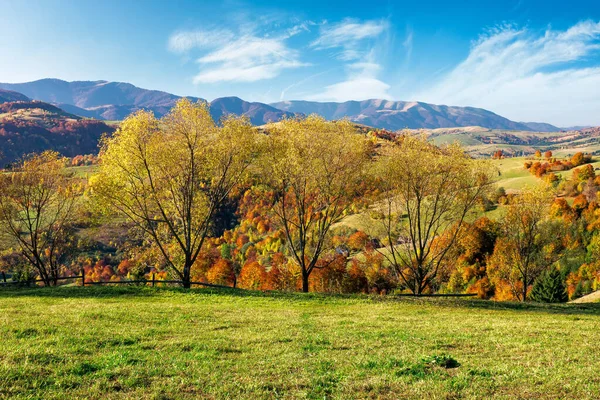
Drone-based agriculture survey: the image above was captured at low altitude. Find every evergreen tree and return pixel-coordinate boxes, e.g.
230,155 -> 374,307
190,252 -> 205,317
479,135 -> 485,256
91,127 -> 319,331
530,267 -> 568,303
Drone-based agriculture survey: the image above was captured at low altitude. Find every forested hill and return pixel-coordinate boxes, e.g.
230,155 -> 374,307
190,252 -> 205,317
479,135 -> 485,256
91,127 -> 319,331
0,89 -> 30,103
0,100 -> 114,166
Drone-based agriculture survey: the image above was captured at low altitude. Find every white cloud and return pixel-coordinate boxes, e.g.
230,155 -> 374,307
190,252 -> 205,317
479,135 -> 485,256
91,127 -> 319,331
402,27 -> 413,62
168,29 -> 309,84
306,61 -> 392,102
194,60 -> 306,84
303,19 -> 391,101
168,30 -> 234,53
311,19 -> 388,52
413,20 -> 600,126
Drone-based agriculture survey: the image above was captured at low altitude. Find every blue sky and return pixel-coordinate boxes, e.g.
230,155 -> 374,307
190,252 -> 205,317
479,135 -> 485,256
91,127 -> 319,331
1,0 -> 600,125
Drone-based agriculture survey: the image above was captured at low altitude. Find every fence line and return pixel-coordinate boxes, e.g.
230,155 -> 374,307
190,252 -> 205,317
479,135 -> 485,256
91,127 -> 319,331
1,272 -> 479,297
0,272 -> 231,289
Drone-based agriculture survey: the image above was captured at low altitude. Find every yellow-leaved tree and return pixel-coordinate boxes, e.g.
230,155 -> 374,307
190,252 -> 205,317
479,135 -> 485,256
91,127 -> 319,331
375,135 -> 497,294
262,116 -> 369,292
0,151 -> 81,285
90,99 -> 258,288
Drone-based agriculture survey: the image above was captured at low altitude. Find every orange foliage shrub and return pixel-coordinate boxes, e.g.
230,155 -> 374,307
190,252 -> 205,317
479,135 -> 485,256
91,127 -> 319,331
238,260 -> 267,290
206,259 -> 234,286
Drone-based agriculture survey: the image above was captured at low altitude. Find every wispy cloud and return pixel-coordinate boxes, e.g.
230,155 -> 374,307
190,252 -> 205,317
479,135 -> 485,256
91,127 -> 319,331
311,19 -> 387,54
279,68 -> 336,101
414,20 -> 600,125
402,26 -> 413,62
168,27 -> 309,84
168,29 -> 234,53
306,56 -> 392,101
306,19 -> 391,101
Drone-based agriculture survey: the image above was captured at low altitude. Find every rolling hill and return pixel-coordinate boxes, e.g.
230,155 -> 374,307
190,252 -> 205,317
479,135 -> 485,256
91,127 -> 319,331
412,126 -> 600,158
0,89 -> 30,103
0,100 -> 115,166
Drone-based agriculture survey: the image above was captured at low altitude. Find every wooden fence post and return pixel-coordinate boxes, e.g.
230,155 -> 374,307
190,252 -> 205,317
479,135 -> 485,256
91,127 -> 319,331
152,273 -> 155,287
81,268 -> 85,287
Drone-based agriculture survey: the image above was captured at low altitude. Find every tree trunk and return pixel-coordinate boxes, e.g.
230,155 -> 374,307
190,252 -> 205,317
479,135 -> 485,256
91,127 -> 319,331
182,259 -> 192,289
522,272 -> 528,302
302,271 -> 309,293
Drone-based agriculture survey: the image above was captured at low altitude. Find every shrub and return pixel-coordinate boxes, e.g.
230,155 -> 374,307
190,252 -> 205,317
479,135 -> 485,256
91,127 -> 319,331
530,267 -> 568,303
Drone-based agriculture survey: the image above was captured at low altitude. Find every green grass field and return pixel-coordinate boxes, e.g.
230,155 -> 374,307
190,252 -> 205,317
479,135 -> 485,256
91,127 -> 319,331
1,286 -> 600,399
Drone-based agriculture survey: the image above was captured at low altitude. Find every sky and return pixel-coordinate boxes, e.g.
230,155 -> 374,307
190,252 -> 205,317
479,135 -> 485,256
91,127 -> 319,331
1,0 -> 600,126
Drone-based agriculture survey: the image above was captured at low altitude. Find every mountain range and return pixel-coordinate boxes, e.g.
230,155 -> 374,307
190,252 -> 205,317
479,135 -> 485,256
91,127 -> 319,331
271,100 -> 561,132
0,78 -> 563,131
0,79 -> 294,125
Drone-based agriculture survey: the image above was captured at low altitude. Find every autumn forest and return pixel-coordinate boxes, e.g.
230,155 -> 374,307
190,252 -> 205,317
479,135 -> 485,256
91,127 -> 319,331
2,99 -> 597,304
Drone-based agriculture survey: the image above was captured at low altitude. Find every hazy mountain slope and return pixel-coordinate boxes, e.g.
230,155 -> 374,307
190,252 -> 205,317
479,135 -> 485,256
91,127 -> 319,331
0,79 -> 201,109
0,89 -> 30,103
271,99 -> 536,131
521,122 -> 561,132
209,97 -> 296,125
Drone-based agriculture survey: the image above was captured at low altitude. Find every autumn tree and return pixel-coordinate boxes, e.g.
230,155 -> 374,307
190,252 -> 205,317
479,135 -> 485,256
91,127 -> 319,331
487,186 -> 563,301
262,116 -> 369,292
375,136 -> 497,294
91,99 -> 257,288
0,151 -> 80,285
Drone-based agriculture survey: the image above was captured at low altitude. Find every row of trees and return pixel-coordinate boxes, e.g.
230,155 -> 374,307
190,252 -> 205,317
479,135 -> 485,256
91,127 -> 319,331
1,99 -> 567,300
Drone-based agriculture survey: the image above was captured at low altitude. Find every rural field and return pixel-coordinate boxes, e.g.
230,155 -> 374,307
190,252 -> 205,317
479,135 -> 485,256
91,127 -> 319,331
1,286 -> 600,399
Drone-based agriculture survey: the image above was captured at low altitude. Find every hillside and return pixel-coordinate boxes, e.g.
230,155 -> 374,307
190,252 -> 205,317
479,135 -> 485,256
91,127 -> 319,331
415,126 -> 600,158
270,99 -> 558,132
0,101 -> 115,165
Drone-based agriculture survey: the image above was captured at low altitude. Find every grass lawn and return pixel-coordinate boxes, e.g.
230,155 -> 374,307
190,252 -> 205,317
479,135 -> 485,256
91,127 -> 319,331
1,287 -> 600,399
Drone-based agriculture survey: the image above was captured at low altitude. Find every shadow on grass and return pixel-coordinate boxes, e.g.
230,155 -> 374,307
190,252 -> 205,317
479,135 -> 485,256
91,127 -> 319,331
1,285 -> 599,316
0,285 -> 354,302
405,296 -> 600,316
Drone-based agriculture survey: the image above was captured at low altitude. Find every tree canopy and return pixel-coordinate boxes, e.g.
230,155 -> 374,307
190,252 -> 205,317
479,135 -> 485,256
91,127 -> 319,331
91,99 -> 258,287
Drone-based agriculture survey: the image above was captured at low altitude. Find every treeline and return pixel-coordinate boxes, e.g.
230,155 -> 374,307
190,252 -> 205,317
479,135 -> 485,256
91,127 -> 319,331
0,99 -> 594,302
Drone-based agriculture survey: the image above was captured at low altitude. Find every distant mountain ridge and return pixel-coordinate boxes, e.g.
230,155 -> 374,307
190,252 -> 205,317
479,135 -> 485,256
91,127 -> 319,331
271,99 -> 561,132
0,79 -> 294,125
0,78 -> 565,131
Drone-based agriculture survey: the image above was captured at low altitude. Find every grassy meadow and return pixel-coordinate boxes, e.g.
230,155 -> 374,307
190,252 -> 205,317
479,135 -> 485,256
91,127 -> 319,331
1,286 -> 600,399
